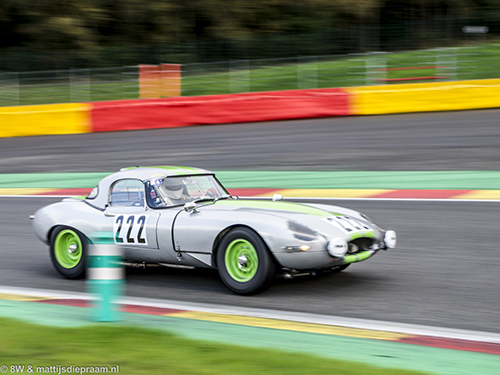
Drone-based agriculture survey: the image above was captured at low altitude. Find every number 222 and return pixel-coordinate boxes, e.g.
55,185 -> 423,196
115,215 -> 146,244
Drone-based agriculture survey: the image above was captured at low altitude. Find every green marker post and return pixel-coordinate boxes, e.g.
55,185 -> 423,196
87,231 -> 124,322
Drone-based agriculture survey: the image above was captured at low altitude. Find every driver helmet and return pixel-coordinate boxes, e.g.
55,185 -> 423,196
162,178 -> 185,200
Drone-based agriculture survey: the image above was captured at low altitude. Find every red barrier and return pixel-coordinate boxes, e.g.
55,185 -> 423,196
91,88 -> 352,132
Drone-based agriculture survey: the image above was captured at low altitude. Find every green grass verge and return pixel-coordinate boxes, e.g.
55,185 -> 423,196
181,43 -> 500,96
0,317 -> 434,375
1,42 -> 500,106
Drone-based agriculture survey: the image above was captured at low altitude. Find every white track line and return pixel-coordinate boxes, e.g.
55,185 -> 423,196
1,285 -> 500,344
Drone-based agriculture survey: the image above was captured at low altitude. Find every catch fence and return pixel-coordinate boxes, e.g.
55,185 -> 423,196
0,46 -> 499,107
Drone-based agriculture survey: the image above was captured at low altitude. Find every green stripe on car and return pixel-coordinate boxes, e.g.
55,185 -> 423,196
146,166 -> 207,175
216,200 -> 334,218
122,166 -> 207,175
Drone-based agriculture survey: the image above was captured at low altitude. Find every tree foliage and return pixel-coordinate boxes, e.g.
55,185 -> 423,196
0,0 -> 498,67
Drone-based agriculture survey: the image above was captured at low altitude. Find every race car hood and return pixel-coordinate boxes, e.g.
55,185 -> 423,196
205,199 -> 381,241
212,199 -> 368,221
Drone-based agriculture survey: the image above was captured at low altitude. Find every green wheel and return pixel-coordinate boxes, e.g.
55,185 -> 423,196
225,239 -> 259,282
217,227 -> 275,295
50,226 -> 86,279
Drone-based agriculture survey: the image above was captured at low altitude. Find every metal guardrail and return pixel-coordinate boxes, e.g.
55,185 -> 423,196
1,47 -> 499,107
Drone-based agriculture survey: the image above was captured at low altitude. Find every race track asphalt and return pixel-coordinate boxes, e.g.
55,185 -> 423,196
2,196 -> 499,335
1,109 -> 500,334
1,109 -> 500,173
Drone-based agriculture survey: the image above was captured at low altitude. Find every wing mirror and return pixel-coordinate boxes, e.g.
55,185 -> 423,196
272,194 -> 283,202
184,201 -> 198,213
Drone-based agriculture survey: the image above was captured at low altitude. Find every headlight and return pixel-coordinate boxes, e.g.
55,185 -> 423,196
288,221 -> 317,241
384,230 -> 397,249
283,245 -> 311,252
327,237 -> 348,257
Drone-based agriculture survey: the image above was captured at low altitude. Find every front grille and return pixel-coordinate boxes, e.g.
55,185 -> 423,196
347,238 -> 373,254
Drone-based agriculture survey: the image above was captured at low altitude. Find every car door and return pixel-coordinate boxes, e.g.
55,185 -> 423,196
103,179 -> 161,262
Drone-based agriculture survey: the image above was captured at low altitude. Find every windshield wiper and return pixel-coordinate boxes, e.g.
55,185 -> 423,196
214,195 -> 231,203
192,195 -> 231,204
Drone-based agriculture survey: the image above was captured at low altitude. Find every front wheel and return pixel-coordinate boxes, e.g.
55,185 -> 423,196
216,227 -> 275,295
50,226 -> 87,279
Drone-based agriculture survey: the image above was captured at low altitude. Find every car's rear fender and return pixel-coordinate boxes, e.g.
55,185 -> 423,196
32,200 -> 102,245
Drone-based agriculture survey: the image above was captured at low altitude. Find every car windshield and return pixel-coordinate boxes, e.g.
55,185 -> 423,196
146,174 -> 229,208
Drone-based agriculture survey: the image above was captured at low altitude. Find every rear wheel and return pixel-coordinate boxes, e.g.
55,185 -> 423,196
217,227 -> 275,295
50,226 -> 87,279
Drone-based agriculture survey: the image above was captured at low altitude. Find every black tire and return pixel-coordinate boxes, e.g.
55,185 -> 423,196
216,227 -> 275,295
49,226 -> 87,279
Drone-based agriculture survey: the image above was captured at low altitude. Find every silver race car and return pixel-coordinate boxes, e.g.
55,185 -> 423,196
31,166 -> 397,294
